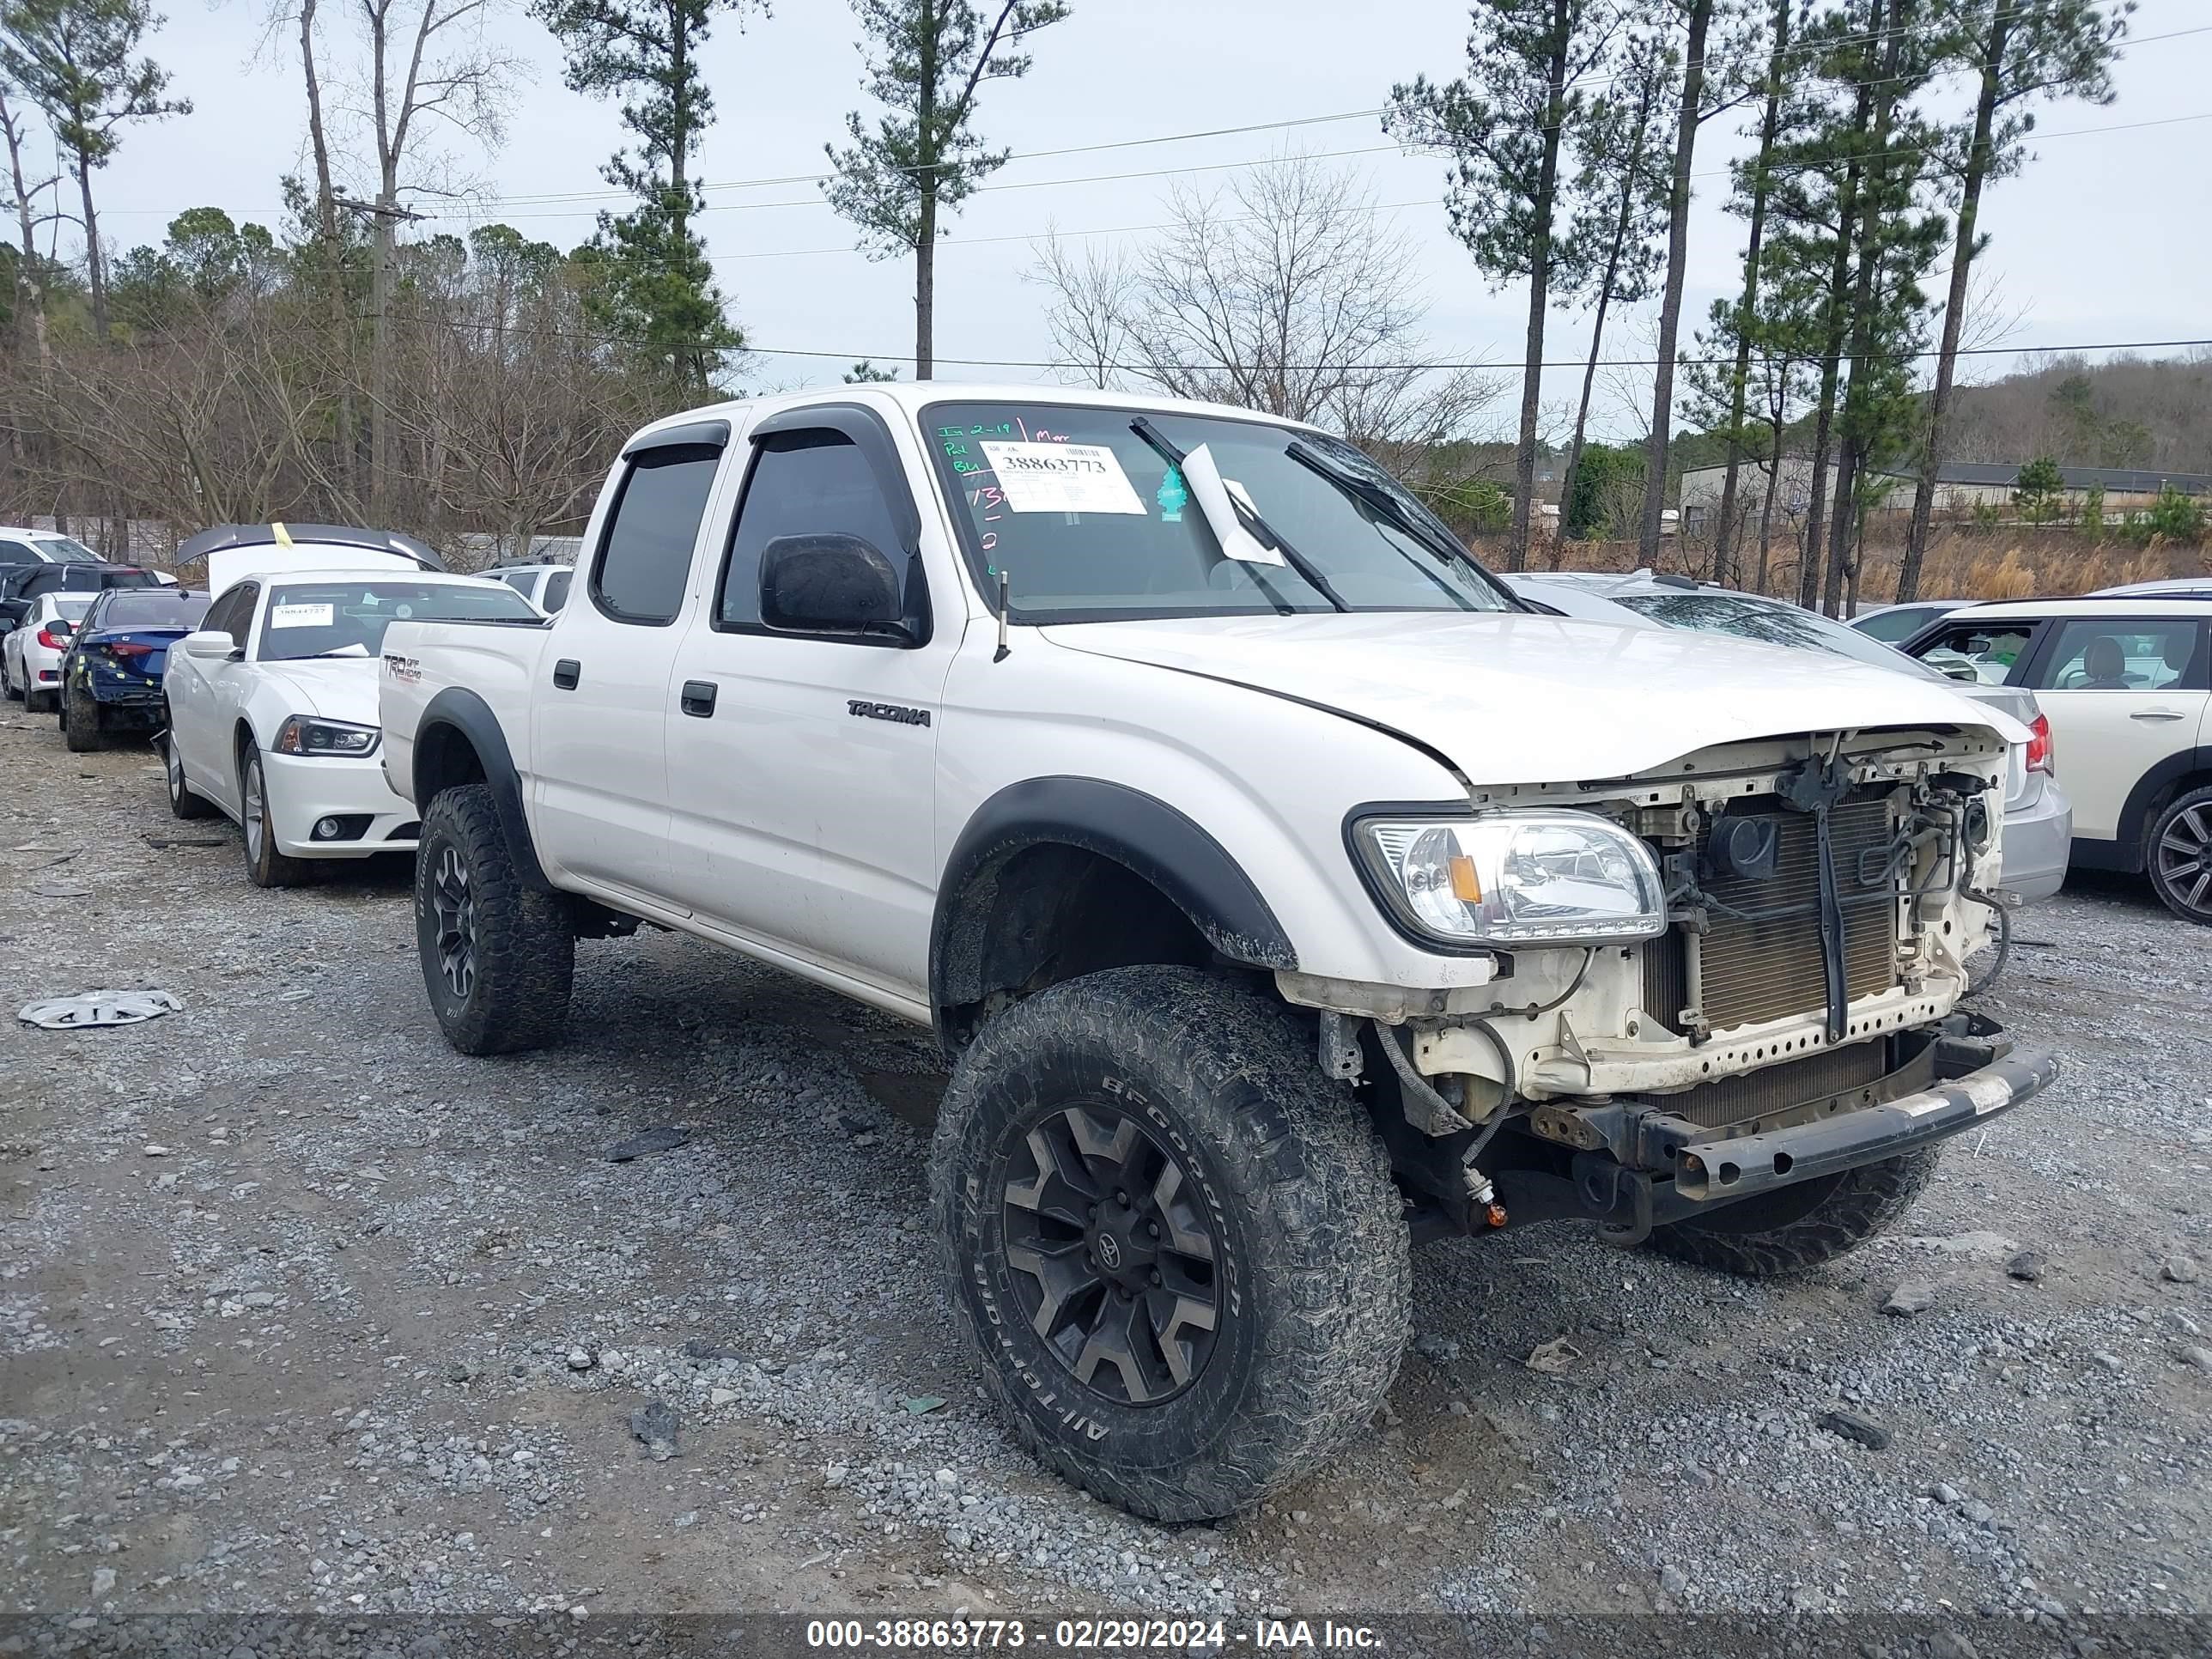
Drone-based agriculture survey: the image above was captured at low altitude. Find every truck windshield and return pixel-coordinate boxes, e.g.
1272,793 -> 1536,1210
924,400 -> 1516,623
258,580 -> 535,661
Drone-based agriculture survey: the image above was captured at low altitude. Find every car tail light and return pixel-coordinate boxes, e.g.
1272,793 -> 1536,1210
107,640 -> 155,658
36,626 -> 69,649
2026,711 -> 2053,775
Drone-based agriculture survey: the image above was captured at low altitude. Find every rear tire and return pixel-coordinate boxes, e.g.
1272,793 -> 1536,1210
1646,1146 -> 1942,1277
2148,785 -> 2212,926
414,782 -> 574,1055
24,684 -> 53,714
933,965 -> 1411,1522
240,749 -> 315,887
62,680 -> 105,751
162,724 -> 218,820
2,653 -> 19,701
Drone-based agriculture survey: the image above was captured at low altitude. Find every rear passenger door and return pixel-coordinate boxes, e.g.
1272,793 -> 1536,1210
2020,615 -> 2211,845
662,404 -> 957,999
529,422 -> 733,907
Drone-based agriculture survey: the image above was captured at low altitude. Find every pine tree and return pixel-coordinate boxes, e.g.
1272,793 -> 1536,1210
0,0 -> 187,345
824,0 -> 1069,380
1387,0 -> 1617,569
1555,27 -> 1673,556
1895,0 -> 2128,599
532,0 -> 758,394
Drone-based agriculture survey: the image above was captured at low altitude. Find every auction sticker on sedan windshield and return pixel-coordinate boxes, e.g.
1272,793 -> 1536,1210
270,602 -> 335,628
978,441 -> 1145,514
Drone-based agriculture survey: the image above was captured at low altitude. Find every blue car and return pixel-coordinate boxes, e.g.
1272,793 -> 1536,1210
58,586 -> 210,751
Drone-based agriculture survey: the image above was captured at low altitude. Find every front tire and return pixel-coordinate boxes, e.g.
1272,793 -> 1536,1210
414,783 -> 574,1055
2148,785 -> 2212,926
162,725 -> 218,820
62,680 -> 105,751
2,653 -> 19,701
933,965 -> 1411,1522
240,749 -> 315,887
1647,1145 -> 1942,1277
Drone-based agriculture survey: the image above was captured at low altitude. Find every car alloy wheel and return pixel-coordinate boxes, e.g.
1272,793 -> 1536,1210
243,759 -> 269,862
2155,798 -> 2212,918
999,1101 -> 1223,1407
430,844 -> 477,1000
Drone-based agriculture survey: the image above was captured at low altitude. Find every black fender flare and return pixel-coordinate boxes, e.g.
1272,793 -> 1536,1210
2112,744 -> 2212,870
930,776 -> 1297,1030
413,686 -> 552,890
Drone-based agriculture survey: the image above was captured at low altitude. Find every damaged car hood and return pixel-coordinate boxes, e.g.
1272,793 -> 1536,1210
1042,611 -> 2025,787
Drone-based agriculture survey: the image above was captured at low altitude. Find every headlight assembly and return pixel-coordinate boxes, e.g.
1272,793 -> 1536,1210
1353,811 -> 1666,948
273,715 -> 380,757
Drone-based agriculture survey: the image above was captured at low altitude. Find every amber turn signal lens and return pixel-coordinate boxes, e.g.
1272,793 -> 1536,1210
1447,852 -> 1482,903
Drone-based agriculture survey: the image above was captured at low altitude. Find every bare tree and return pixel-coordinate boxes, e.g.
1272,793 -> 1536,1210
0,77 -> 57,373
1030,156 -> 1502,458
343,0 -> 514,514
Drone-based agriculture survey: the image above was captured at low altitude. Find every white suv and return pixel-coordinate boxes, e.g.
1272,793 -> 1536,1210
1903,598 -> 2212,921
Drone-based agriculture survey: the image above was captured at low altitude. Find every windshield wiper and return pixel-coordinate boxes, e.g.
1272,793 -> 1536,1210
1284,440 -> 1520,611
1128,418 -> 1350,615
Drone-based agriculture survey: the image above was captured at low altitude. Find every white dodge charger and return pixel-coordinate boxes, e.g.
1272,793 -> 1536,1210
161,565 -> 538,885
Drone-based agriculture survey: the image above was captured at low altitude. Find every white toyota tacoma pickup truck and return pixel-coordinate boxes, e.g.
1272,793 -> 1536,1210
379,385 -> 2055,1522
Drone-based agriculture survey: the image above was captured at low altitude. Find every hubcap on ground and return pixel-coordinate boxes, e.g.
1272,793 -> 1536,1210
2158,803 -> 2212,916
1000,1103 -> 1223,1407
431,845 -> 477,1000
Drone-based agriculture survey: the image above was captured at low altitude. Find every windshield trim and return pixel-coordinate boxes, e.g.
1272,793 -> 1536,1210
918,398 -> 1513,627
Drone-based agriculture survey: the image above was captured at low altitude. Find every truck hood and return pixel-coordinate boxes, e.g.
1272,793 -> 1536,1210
1042,611 -> 2027,787
252,656 -> 382,726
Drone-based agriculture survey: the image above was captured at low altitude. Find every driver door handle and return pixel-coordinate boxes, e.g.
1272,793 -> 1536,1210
2130,708 -> 2186,722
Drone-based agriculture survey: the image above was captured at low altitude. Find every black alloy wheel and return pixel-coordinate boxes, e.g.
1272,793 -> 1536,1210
2150,786 -> 2212,925
429,843 -> 477,1000
1000,1102 -> 1222,1406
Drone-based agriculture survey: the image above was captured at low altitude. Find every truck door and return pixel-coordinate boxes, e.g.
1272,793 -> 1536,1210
663,403 -> 956,999
529,423 -> 732,904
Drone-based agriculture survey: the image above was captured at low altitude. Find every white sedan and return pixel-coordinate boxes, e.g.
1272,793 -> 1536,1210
1,592 -> 91,713
161,568 -> 540,886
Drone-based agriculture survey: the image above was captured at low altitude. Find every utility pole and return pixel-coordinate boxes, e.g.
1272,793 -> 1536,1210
337,194 -> 423,520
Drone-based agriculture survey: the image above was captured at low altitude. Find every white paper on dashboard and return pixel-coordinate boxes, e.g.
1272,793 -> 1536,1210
978,441 -> 1146,515
1180,445 -> 1283,565
269,603 -> 336,629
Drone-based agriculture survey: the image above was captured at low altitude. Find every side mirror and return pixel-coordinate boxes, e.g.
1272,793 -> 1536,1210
759,533 -> 908,638
46,618 -> 73,640
182,629 -> 240,661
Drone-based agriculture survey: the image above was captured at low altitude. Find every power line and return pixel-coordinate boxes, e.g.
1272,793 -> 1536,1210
388,308 -> 2211,373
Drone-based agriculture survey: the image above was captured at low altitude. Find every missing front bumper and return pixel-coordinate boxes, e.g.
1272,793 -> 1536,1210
1669,1041 -> 2057,1202
1489,1031 -> 2057,1243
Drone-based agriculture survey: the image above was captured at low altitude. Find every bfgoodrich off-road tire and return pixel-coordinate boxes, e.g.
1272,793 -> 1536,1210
933,964 -> 1412,1522
2147,785 -> 2212,926
414,783 -> 574,1055
1646,1144 -> 1942,1278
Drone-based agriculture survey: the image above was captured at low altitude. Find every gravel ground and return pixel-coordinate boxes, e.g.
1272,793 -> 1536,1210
3,707 -> 2209,1633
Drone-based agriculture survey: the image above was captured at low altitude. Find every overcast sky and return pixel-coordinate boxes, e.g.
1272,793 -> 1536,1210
78,0 -> 2212,441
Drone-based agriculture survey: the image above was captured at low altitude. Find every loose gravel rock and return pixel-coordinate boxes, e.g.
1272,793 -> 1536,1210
3,716 -> 2208,1622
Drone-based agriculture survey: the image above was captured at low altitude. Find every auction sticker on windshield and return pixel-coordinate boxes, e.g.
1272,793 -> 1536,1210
978,441 -> 1145,515
269,603 -> 336,629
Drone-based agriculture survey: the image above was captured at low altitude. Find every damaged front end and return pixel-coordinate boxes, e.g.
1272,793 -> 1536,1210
1290,724 -> 2055,1243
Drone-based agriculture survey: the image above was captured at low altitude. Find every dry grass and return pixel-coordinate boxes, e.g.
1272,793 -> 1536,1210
1498,523 -> 2210,605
